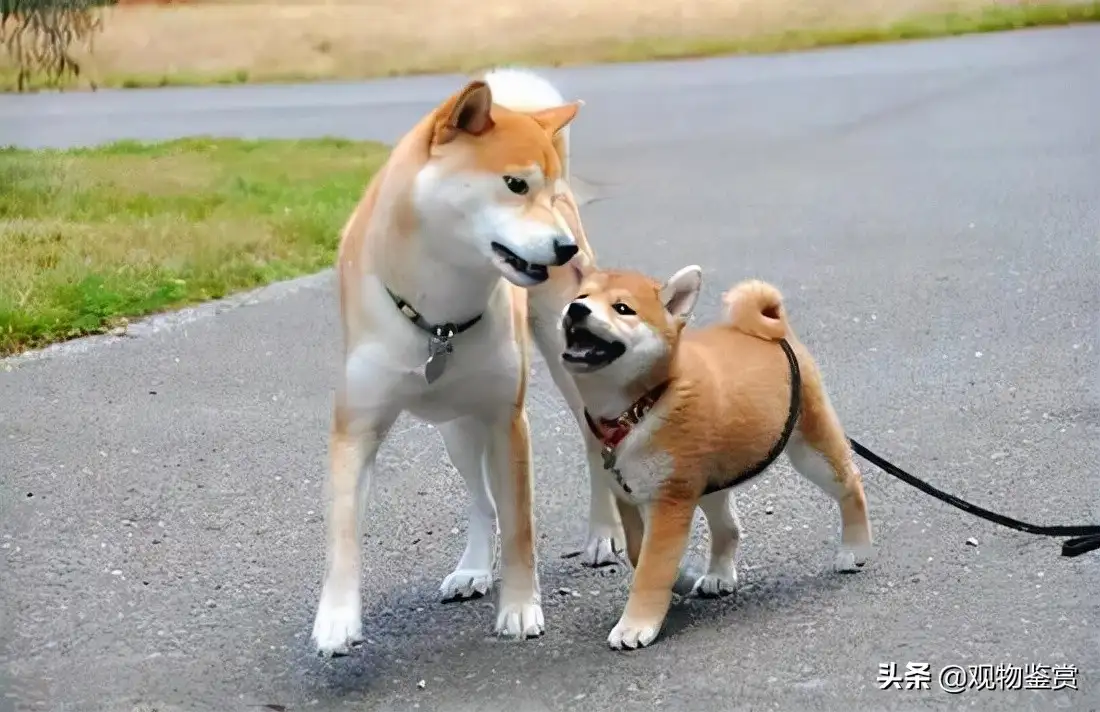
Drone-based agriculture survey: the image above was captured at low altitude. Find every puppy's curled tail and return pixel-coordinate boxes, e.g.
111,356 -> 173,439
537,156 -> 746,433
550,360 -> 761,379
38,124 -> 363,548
721,279 -> 788,341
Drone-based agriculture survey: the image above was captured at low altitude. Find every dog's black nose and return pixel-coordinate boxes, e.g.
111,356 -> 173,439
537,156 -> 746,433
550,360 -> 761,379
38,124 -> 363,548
563,301 -> 591,328
552,241 -> 579,266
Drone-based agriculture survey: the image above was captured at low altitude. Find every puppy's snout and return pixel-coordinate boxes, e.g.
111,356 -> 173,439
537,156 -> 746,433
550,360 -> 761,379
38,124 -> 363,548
562,301 -> 591,329
551,240 -> 579,267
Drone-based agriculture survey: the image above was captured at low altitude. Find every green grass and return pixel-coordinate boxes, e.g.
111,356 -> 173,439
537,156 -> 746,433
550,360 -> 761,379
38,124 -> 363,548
0,137 -> 388,356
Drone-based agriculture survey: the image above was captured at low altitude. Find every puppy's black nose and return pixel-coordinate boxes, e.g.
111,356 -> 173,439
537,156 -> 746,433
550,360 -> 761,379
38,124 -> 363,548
563,301 -> 591,328
552,241 -> 579,267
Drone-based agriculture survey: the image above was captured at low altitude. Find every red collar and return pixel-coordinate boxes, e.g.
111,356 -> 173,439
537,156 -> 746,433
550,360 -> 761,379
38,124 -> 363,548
583,381 -> 671,451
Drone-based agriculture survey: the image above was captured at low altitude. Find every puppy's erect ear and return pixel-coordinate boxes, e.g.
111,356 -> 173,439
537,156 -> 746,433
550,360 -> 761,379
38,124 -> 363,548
529,100 -> 583,136
660,265 -> 703,320
434,80 -> 494,145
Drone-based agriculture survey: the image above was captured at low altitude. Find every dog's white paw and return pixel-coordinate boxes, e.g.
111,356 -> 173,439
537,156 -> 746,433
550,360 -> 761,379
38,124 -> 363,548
691,570 -> 738,598
440,568 -> 493,602
581,529 -> 624,567
494,596 -> 545,639
834,542 -> 872,573
607,616 -> 662,650
311,597 -> 363,657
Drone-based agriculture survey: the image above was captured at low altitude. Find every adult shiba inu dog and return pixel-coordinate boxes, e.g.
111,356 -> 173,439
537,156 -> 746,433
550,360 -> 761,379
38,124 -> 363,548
559,264 -> 874,650
310,68 -> 625,657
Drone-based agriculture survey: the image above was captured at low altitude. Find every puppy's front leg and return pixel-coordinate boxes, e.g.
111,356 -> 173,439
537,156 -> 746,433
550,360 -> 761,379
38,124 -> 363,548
312,402 -> 397,657
608,488 -> 695,650
485,404 -> 544,639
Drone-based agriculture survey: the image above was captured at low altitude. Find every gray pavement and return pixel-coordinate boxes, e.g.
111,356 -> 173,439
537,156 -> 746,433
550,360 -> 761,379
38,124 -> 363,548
2,25 -> 1100,712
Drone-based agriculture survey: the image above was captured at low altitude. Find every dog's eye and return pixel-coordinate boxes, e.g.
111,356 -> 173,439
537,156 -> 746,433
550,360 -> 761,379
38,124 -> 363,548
613,302 -> 636,316
576,294 -> 588,300
503,176 -> 529,195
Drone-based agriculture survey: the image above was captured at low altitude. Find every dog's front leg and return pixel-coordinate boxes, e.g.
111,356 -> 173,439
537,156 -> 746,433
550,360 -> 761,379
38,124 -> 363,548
614,496 -> 645,569
312,402 -> 398,657
608,489 -> 695,650
485,404 -> 544,639
529,310 -> 624,566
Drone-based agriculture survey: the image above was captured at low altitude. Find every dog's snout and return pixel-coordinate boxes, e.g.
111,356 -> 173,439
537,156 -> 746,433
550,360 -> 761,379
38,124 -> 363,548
552,240 -> 579,267
563,301 -> 591,328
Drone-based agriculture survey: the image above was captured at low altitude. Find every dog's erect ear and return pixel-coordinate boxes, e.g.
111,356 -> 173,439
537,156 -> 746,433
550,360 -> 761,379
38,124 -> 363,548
434,80 -> 494,145
660,265 -> 703,320
529,101 -> 583,136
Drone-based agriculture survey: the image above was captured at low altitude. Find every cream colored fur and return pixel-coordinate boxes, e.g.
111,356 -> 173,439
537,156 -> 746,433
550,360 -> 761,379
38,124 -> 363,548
311,68 -> 625,657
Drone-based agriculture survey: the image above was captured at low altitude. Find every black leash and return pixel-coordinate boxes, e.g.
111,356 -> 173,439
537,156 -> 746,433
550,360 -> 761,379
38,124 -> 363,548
848,437 -> 1100,558
587,333 -> 1100,559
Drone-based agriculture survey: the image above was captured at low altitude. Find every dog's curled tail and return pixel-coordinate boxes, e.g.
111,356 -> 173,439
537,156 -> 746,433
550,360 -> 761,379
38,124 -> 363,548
481,67 -> 573,179
721,279 -> 788,341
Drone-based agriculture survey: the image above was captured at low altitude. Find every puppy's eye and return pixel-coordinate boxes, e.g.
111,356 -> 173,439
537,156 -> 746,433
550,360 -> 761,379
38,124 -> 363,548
576,294 -> 588,300
503,176 -> 529,195
613,302 -> 636,316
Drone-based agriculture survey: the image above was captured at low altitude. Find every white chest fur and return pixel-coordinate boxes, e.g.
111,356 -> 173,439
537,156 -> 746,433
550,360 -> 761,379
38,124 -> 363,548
602,400 -> 676,504
343,278 -> 523,423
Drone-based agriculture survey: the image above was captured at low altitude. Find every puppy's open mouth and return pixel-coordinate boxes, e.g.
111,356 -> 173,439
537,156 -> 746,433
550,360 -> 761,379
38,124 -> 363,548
490,242 -> 550,285
562,325 -> 626,368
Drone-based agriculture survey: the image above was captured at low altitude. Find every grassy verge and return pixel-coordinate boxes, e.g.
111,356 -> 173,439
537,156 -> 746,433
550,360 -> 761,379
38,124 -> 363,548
0,138 -> 387,356
2,1 -> 1098,92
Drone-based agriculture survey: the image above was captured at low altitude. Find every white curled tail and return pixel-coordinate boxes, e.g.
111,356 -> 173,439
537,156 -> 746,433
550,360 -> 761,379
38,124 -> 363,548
481,67 -> 572,180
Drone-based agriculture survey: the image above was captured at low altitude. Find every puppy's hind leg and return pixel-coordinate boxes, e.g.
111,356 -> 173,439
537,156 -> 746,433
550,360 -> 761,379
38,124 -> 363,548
785,375 -> 872,572
438,416 -> 496,602
692,489 -> 743,598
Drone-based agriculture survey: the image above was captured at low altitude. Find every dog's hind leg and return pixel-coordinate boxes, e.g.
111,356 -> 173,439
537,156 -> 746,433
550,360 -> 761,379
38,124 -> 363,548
692,489 -> 742,597
529,306 -> 625,566
312,399 -> 399,656
784,363 -> 873,572
438,416 -> 496,602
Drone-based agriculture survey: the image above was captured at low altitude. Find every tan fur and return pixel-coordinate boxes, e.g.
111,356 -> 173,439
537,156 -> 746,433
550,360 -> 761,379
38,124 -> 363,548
722,279 -> 788,341
563,267 -> 873,650
313,72 -> 607,655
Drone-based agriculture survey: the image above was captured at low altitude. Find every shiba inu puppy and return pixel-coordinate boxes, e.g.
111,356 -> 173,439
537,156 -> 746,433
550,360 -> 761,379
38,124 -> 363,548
310,68 -> 626,657
559,264 -> 873,650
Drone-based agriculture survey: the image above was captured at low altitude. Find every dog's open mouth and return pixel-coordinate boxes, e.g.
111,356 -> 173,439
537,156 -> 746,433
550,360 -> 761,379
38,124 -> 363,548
562,325 -> 626,368
491,242 -> 550,285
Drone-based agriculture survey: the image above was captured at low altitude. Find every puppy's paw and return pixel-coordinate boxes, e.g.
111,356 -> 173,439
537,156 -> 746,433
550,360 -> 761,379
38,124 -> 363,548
834,542 -> 872,573
581,529 -> 624,567
691,570 -> 738,598
607,616 -> 662,650
494,594 -> 545,639
311,597 -> 364,657
439,568 -> 493,603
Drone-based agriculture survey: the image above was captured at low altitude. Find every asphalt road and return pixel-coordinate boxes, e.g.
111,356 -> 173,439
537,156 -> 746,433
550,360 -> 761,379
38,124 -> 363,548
2,25 -> 1099,712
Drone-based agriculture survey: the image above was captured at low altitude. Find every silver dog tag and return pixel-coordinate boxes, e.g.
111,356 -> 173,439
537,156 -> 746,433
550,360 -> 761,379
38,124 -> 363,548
601,445 -> 617,473
424,325 -> 456,384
